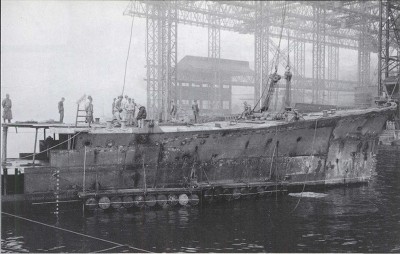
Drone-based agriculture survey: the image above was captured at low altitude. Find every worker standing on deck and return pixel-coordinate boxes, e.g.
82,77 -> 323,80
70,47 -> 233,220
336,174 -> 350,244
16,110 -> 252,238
112,98 -> 116,115
126,98 -> 136,126
113,96 -> 123,125
116,96 -> 123,112
58,97 -> 65,123
192,100 -> 200,123
131,99 -> 137,126
137,106 -> 147,128
2,94 -> 12,123
242,101 -> 250,119
121,95 -> 129,121
85,96 -> 94,124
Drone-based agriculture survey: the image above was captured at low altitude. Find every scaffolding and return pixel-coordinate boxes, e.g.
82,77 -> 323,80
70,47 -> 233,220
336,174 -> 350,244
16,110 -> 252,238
124,0 -> 398,119
378,0 -> 400,96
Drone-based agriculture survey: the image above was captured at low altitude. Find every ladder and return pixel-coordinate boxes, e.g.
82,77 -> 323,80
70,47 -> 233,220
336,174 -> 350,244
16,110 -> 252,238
75,95 -> 89,127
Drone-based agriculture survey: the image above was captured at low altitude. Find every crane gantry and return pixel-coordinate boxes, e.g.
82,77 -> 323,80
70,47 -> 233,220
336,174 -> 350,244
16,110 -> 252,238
124,1 -> 399,120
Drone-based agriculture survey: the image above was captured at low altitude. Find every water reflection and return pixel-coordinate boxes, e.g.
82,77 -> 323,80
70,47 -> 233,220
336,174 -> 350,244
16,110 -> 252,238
2,155 -> 400,252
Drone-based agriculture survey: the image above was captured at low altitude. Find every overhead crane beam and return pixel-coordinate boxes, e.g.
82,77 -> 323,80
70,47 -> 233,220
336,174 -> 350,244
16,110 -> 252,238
123,0 -> 391,116
124,1 -> 379,50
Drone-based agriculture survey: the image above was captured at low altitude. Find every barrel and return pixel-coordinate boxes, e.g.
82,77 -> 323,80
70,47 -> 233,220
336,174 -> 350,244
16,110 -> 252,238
157,194 -> 168,207
189,194 -> 200,206
98,196 -> 111,210
122,196 -> 134,208
145,195 -> 157,207
111,196 -> 122,209
85,198 -> 98,210
134,195 -> 145,208
167,194 -> 178,206
179,194 -> 189,206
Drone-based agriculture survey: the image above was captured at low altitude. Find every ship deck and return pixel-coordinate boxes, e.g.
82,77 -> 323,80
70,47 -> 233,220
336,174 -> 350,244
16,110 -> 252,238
1,104 -> 396,135
2,159 -> 50,174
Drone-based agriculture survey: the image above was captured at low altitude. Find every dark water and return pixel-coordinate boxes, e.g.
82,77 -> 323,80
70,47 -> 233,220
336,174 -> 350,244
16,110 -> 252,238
2,150 -> 400,253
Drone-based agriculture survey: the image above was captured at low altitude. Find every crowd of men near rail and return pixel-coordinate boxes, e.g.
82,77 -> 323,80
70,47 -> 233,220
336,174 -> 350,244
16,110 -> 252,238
2,94 -> 202,127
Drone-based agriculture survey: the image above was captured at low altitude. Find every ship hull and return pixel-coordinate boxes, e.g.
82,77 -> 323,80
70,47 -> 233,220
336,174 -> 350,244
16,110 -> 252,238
2,105 -> 396,203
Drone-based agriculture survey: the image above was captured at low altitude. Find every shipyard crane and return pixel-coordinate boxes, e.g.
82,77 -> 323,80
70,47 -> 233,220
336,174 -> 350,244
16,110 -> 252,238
260,72 -> 281,112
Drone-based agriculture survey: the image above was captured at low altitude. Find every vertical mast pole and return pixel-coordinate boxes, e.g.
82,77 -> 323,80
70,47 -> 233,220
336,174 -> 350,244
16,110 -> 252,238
378,0 -> 383,96
32,128 -> 38,165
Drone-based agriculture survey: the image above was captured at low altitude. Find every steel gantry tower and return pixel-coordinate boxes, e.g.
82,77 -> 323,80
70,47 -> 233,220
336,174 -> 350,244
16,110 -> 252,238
254,1 -> 270,110
327,39 -> 340,105
143,1 -> 177,120
207,2 -> 222,111
311,4 -> 326,104
124,1 -> 394,118
378,0 -> 400,97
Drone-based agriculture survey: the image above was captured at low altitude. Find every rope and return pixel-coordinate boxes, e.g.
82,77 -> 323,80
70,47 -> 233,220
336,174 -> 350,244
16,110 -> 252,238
1,212 -> 151,253
389,75 -> 400,99
17,130 -> 86,160
121,16 -> 135,96
82,146 -> 87,213
290,118 -> 319,214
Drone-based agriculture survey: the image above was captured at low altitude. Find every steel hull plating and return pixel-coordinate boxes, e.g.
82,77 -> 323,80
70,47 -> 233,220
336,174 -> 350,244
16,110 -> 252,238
4,106 -> 395,202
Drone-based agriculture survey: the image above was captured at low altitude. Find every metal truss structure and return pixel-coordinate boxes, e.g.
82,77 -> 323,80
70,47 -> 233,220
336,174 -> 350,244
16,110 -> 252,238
144,2 -> 177,120
207,2 -> 222,110
124,0 -> 398,118
311,5 -> 326,104
254,1 -> 270,110
378,0 -> 400,96
327,41 -> 340,105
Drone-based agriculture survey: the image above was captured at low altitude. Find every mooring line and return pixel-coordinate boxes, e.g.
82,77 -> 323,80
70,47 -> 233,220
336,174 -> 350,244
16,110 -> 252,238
94,245 -> 123,253
1,212 -> 151,253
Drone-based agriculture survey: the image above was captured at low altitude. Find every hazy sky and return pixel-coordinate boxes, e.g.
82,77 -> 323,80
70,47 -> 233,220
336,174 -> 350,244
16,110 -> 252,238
1,1 -> 363,124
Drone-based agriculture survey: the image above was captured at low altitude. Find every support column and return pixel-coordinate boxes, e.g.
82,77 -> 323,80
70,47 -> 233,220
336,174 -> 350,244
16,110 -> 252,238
378,0 -> 400,96
327,39 -> 339,105
358,2 -> 371,89
208,2 -> 221,112
146,3 -> 161,120
2,126 -> 8,195
312,4 -> 326,104
254,1 -> 269,110
145,1 -> 177,121
33,128 -> 38,165
2,126 -> 7,166
166,1 -> 178,121
292,32 -> 305,104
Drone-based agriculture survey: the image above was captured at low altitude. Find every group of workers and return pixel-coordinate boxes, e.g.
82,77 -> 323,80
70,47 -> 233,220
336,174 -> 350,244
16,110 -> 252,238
58,96 -> 94,124
2,93 -> 201,125
112,95 -> 147,127
170,99 -> 200,123
1,94 -> 94,124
